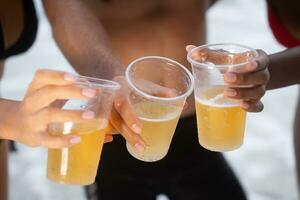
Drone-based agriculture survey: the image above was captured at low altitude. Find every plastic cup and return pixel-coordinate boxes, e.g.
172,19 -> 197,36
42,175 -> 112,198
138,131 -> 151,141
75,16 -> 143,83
47,76 -> 120,185
125,56 -> 194,162
187,43 -> 258,152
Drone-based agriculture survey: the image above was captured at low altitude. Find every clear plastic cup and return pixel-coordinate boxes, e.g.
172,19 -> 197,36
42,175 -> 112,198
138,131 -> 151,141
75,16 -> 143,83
187,43 -> 258,152
126,56 -> 194,162
47,76 -> 120,185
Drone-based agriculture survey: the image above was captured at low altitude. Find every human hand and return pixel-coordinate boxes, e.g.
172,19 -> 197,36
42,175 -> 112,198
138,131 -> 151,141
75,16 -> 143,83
186,45 -> 270,112
107,75 -> 179,152
223,49 -> 270,112
105,76 -> 145,152
1,69 -> 99,148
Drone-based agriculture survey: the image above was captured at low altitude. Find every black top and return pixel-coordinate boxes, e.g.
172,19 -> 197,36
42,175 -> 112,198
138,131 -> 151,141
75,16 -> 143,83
0,0 -> 38,59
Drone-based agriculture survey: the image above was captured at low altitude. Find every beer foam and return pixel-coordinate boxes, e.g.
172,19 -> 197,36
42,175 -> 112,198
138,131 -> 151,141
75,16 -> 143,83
139,112 -> 180,122
195,95 -> 239,108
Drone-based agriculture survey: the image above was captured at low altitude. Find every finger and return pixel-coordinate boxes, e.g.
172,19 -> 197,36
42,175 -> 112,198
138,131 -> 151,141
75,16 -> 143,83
224,86 -> 266,100
24,85 -> 97,112
135,79 -> 177,98
39,132 -> 82,149
186,45 -> 196,52
224,69 -> 270,86
240,100 -> 264,112
190,48 -> 231,64
36,107 -> 95,124
105,122 -> 119,135
183,101 -> 189,111
224,49 -> 268,75
120,123 -> 145,153
114,96 -> 143,134
104,135 -> 114,143
109,107 -> 145,152
27,69 -> 78,94
254,49 -> 269,72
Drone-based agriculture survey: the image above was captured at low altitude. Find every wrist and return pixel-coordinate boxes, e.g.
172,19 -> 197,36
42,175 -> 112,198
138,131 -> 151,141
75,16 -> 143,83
0,100 -> 20,140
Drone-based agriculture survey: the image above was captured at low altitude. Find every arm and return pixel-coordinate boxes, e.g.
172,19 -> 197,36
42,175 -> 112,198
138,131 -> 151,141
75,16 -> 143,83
267,46 -> 300,90
42,0 -> 124,79
0,99 -> 19,140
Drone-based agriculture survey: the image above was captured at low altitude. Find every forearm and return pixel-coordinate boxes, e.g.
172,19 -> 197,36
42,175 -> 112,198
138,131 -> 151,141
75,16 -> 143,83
0,99 -> 19,140
267,46 -> 300,90
43,0 -> 124,79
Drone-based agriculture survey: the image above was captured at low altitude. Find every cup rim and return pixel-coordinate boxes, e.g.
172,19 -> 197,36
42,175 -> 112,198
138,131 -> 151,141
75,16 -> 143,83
187,43 -> 258,69
126,56 -> 194,102
76,75 -> 121,91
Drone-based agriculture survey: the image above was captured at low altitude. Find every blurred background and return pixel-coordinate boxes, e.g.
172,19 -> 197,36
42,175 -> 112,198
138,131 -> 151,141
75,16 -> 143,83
1,0 -> 298,199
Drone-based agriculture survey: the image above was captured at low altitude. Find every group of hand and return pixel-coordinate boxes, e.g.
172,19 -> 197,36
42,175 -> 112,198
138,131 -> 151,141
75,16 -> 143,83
0,46 -> 270,150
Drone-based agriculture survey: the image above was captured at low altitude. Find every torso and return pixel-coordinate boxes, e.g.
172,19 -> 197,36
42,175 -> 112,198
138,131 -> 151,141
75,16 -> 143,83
94,0 -> 209,116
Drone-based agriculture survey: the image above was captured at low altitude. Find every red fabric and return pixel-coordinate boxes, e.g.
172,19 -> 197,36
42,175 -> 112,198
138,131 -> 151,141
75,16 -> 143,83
267,2 -> 300,48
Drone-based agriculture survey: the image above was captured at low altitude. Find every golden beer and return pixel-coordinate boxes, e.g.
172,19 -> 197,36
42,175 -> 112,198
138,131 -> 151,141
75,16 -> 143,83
47,119 -> 108,185
195,86 -> 246,151
127,102 -> 181,162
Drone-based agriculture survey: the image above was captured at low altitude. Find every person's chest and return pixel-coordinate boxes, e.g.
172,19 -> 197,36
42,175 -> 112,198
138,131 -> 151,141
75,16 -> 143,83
96,0 -> 207,21
95,0 -> 207,65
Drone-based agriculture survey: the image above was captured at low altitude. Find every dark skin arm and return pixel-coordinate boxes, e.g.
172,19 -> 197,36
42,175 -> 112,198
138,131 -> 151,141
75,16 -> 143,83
187,45 -> 299,111
222,47 -> 300,111
222,46 -> 300,91
42,0 -> 124,79
267,46 -> 300,89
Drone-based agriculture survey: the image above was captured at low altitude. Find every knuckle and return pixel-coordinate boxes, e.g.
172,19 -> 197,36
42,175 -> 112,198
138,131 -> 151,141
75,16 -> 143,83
257,50 -> 269,68
41,107 -> 55,120
235,73 -> 246,85
114,98 -> 124,110
42,85 -> 58,93
34,69 -> 44,77
34,69 -> 49,79
235,89 -> 244,99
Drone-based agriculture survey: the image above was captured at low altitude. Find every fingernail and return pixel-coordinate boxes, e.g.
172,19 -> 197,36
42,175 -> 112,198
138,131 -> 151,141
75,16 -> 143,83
82,110 -> 95,119
224,73 -> 237,82
224,88 -> 237,97
134,142 -> 145,152
64,73 -> 77,82
241,102 -> 249,109
70,136 -> 81,144
132,123 -> 142,134
82,88 -> 96,98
